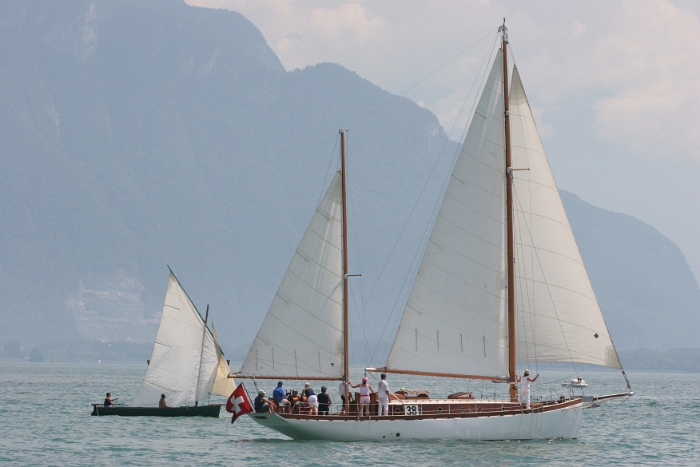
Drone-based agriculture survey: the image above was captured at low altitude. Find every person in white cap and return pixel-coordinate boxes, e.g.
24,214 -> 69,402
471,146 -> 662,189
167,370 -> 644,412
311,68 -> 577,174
516,369 -> 539,409
254,390 -> 270,413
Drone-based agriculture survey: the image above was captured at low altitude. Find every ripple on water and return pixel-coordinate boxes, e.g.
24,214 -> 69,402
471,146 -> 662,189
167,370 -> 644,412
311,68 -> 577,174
1,363 -> 699,466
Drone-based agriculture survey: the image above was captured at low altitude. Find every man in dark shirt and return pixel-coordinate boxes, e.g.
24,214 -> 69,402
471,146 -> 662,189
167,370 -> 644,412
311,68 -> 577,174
317,386 -> 332,415
103,392 -> 118,407
254,390 -> 270,413
159,394 -> 169,408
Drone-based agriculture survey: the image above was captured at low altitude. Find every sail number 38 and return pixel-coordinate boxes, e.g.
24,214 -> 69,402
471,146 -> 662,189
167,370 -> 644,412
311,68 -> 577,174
404,405 -> 421,415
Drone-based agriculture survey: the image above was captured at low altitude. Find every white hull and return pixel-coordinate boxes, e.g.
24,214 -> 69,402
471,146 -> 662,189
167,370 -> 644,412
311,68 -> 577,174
248,403 -> 584,441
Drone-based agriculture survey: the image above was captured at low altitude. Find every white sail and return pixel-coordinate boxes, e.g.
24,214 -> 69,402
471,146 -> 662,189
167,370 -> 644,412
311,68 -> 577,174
385,50 -> 509,378
131,273 -> 221,407
238,172 -> 345,379
509,67 -> 621,368
211,324 -> 235,397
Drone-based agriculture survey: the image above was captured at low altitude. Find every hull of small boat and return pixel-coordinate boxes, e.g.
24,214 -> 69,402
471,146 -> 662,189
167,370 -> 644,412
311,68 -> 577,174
248,400 -> 583,441
91,404 -> 222,417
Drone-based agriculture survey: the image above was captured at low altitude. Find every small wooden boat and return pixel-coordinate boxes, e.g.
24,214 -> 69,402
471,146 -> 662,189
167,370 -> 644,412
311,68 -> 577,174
91,403 -> 222,417
90,270 -> 234,417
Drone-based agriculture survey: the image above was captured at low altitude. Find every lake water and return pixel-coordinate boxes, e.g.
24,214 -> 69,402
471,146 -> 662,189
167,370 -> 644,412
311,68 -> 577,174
1,362 -> 698,466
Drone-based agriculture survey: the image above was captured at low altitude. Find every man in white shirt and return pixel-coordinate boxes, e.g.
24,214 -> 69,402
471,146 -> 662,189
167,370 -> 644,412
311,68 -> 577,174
516,369 -> 539,409
377,373 -> 391,416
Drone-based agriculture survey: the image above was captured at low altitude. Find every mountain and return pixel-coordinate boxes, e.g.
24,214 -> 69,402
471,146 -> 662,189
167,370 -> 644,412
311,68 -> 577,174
561,191 -> 700,351
0,0 -> 455,356
1,0 -> 698,361
617,348 -> 700,373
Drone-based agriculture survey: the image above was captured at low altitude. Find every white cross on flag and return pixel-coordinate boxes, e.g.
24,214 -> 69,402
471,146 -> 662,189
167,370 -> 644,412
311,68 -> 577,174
226,383 -> 253,424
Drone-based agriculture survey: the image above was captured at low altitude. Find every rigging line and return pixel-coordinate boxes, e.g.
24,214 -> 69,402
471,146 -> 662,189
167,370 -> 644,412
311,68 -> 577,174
510,43 -> 618,381
358,34 -> 500,367
346,133 -> 366,321
511,103 -> 538,374
374,35 -> 499,354
512,185 -> 579,376
348,28 -> 498,131
514,209 -> 533,368
370,33 -> 502,365
358,30 -> 501,317
348,279 -> 371,365
317,132 -> 340,206
344,133 -> 372,365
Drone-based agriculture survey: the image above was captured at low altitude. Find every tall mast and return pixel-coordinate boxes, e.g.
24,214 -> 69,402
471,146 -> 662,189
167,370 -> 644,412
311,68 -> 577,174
340,129 -> 350,387
500,21 -> 517,402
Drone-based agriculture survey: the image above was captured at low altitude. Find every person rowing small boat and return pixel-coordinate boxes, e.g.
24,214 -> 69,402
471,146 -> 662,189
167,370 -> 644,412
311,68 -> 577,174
103,393 -> 118,407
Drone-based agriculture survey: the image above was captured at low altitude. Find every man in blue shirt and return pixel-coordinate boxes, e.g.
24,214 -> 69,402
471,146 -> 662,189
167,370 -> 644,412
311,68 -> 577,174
272,381 -> 288,412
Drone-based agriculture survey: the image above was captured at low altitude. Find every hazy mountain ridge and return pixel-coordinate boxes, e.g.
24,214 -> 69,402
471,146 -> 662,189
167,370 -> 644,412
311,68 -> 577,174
561,191 -> 700,351
0,0 -> 455,354
1,0 -> 698,360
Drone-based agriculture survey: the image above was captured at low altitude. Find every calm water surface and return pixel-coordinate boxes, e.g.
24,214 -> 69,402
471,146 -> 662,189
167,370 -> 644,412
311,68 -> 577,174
0,362 -> 698,466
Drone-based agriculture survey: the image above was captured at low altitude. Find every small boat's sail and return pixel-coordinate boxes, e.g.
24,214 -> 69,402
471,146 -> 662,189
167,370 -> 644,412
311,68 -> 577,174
237,172 -> 345,380
211,324 -> 235,396
385,49 -> 509,380
508,68 -> 621,369
131,271 -> 223,407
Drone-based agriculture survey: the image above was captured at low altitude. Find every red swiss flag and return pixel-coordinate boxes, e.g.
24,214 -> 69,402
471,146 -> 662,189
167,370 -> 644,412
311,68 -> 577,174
226,383 -> 253,424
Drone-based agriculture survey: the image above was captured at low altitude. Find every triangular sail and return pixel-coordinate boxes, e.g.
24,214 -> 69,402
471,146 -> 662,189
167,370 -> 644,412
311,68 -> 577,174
238,172 -> 345,379
385,50 -> 509,379
509,67 -> 621,368
211,324 -> 235,396
131,272 -> 220,407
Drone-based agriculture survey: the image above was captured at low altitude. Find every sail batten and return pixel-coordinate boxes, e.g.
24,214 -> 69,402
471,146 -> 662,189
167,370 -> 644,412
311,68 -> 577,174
238,172 -> 345,379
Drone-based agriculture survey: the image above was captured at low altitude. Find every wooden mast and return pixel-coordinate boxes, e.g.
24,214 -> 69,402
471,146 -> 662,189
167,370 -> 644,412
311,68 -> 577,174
500,22 -> 517,402
340,129 -> 350,410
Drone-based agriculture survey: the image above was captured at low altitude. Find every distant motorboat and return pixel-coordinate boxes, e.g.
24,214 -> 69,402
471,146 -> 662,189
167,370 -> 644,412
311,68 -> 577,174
562,378 -> 588,388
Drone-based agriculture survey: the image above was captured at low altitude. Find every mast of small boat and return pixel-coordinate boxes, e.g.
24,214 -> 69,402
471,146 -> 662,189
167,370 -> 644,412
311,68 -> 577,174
340,129 -> 350,413
500,21 -> 518,402
195,304 -> 209,406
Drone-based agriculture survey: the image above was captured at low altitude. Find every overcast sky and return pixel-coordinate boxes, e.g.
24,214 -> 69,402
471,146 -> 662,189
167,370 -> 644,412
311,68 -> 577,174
187,0 -> 700,280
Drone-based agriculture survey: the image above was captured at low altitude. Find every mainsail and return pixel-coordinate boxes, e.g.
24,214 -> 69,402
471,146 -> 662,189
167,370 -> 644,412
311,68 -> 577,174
509,67 -> 621,368
384,49 -> 621,378
385,50 -> 509,379
238,172 -> 345,379
131,272 -> 222,407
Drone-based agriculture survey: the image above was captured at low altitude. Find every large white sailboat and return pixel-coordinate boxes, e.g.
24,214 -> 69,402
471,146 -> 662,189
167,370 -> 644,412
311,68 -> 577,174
234,24 -> 632,440
92,270 -> 235,417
